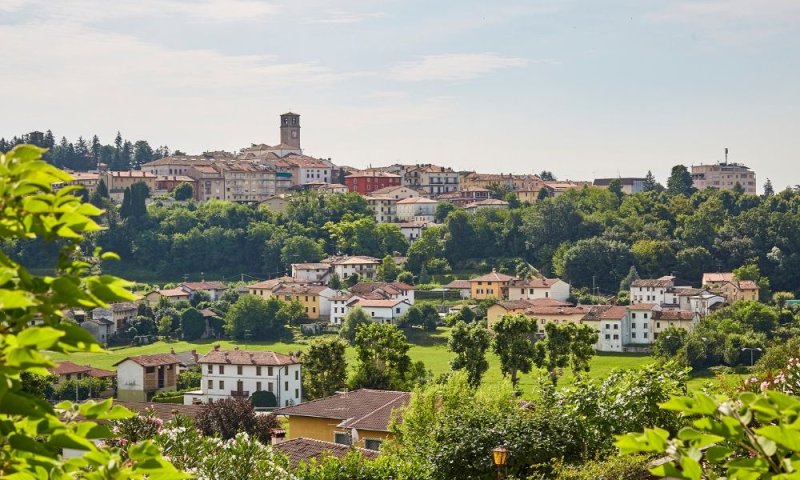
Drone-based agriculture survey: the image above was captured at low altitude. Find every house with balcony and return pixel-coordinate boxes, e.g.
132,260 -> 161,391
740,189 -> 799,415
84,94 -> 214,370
115,353 -> 179,402
322,255 -> 381,282
184,346 -> 302,407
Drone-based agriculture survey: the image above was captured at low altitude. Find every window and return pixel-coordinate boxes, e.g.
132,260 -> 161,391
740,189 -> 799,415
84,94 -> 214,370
605,334 -> 610,339
268,382 -> 274,392
656,322 -> 660,328
295,370 -> 299,380
219,380 -> 224,389
268,367 -> 274,376
256,382 -> 262,391
365,439 -> 383,451
237,365 -> 243,375
644,313 -> 648,319
219,366 -> 224,375
396,307 -> 400,313
613,334 -> 619,340
632,313 -> 636,319
256,366 -> 261,376
334,432 -> 351,446
145,367 -> 155,374
632,332 -> 637,339
295,388 -> 299,398
643,323 -> 648,329
605,324 -> 610,329
644,332 -> 649,339
285,381 -> 289,391
613,324 -> 619,330
631,322 -> 636,328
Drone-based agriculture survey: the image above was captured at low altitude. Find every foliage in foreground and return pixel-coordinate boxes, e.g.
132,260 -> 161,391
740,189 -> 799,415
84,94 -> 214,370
0,145 -> 183,477
618,389 -> 800,479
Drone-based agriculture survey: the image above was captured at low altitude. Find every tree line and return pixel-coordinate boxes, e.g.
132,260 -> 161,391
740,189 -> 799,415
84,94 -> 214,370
0,129 -> 175,171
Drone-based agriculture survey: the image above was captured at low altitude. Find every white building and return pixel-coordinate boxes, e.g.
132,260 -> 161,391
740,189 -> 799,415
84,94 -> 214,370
582,304 -> 698,353
291,263 -> 331,283
630,277 -> 677,305
396,197 -> 437,222
185,346 -> 302,407
366,186 -> 422,223
348,298 -> 411,324
322,256 -> 381,281
506,278 -> 570,302
399,222 -> 429,243
115,354 -> 179,402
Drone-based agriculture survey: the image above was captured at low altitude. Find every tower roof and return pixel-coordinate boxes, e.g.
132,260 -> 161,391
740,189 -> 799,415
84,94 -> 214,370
281,112 -> 300,116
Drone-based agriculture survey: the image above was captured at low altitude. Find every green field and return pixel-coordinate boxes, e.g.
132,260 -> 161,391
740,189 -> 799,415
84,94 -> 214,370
49,327 -> 727,397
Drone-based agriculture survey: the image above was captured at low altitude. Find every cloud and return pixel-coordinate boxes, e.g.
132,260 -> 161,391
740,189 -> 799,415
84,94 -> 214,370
302,10 -> 385,24
2,0 -> 276,23
388,53 -> 534,82
648,0 -> 800,23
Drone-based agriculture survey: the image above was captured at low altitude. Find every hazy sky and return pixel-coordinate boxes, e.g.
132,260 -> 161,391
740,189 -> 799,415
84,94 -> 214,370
1,0 -> 799,189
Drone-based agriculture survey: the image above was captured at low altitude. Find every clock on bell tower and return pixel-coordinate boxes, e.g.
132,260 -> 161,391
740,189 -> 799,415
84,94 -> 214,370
280,112 -> 301,148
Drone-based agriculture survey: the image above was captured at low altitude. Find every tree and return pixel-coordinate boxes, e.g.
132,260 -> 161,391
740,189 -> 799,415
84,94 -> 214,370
158,315 -> 174,337
561,238 -> 633,293
533,322 -> 598,384
302,337 -> 348,400
539,170 -> 556,181
733,263 -> 772,302
280,235 -> 324,268
225,295 -> 292,341
618,266 -> 640,293
196,398 -> 280,444
773,291 -> 794,310
327,272 -> 342,290
435,201 -> 456,222
666,165 -> 694,196
607,178 -> 624,200
651,326 -> 687,359
448,321 -> 491,388
0,145 -> 183,477
339,306 -> 371,344
763,178 -> 774,196
631,239 -> 676,278
397,271 -> 414,285
492,314 -> 537,386
350,322 -> 414,390
642,170 -> 661,192
133,140 -> 154,167
173,182 -> 193,201
377,254 -> 400,282
180,307 -> 206,340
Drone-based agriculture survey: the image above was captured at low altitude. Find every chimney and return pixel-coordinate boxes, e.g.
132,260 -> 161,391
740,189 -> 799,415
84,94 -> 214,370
170,347 -> 175,354
213,344 -> 220,351
270,429 -> 287,445
191,349 -> 198,362
234,346 -> 240,351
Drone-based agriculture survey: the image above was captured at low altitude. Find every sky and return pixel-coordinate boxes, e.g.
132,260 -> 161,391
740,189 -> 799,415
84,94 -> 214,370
1,0 -> 799,189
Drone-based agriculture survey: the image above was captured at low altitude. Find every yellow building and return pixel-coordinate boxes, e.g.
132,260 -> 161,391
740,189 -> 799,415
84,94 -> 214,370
273,284 -> 333,320
469,270 -> 515,300
273,389 -> 409,451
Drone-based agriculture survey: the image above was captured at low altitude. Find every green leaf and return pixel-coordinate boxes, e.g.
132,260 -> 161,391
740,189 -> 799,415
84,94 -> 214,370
0,289 -> 36,309
705,445 -> 733,463
680,457 -> 703,480
17,327 -> 65,349
756,425 -> 800,451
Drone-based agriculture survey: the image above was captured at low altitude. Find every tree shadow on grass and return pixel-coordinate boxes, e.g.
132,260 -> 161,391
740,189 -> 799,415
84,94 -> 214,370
402,327 -> 448,347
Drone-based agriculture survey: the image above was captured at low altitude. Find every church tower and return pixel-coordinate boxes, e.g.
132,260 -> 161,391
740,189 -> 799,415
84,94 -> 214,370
280,112 -> 301,148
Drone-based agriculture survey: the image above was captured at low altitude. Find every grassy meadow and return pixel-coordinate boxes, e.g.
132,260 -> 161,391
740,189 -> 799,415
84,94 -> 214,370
49,326 -> 732,397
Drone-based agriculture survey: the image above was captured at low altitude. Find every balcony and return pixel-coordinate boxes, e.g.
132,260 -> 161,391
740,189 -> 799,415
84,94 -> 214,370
230,390 -> 250,397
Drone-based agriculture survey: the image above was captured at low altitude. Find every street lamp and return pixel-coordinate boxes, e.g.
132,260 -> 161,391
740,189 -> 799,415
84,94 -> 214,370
742,347 -> 763,366
491,445 -> 508,480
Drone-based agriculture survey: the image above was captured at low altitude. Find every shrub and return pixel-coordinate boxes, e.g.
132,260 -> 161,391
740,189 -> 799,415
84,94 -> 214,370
196,398 -> 280,444
250,390 -> 277,408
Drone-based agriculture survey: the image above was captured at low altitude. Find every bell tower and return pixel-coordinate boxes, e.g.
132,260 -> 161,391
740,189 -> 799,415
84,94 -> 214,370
280,112 -> 301,148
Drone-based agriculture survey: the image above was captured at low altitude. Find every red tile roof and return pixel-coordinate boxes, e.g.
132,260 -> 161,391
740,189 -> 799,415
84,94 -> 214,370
470,271 -> 515,282
49,361 -> 91,376
273,437 -> 379,467
113,353 -> 179,367
157,287 -> 190,298
181,281 -> 227,291
703,272 -> 734,283
509,277 -> 564,288
444,279 -> 471,289
655,310 -> 695,321
114,401 -> 205,421
737,280 -> 759,290
582,305 -> 628,321
351,298 -> 408,308
628,303 -> 659,310
273,389 -> 409,433
198,349 -> 299,366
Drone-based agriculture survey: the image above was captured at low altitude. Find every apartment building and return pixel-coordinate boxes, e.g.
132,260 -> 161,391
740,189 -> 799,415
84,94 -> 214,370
691,162 -> 756,193
186,346 -> 302,407
215,161 -> 276,202
345,171 -> 402,195
403,164 -> 459,196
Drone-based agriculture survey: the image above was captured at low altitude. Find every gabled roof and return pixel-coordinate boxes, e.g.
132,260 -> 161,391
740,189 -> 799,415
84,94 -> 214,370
155,287 -> 190,298
110,302 -> 137,312
113,353 -> 179,367
273,284 -> 329,295
49,361 -> 91,376
86,366 -> 116,378
470,271 -> 515,282
655,310 -> 695,321
628,303 -> 659,310
631,277 -> 674,288
351,298 -> 409,308
273,437 -> 379,467
702,272 -> 734,283
525,305 -> 588,316
396,197 -> 437,204
582,305 -> 627,321
349,282 -> 415,296
509,277 -> 565,289
292,263 -> 330,270
273,389 -> 410,432
322,255 -> 381,265
465,198 -> 509,208
444,279 -> 471,289
198,348 -> 300,366
737,280 -> 759,290
181,281 -> 227,291
248,277 -> 295,290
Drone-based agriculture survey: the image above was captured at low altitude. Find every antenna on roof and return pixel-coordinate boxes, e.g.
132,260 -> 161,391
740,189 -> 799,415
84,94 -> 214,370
724,147 -> 728,165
